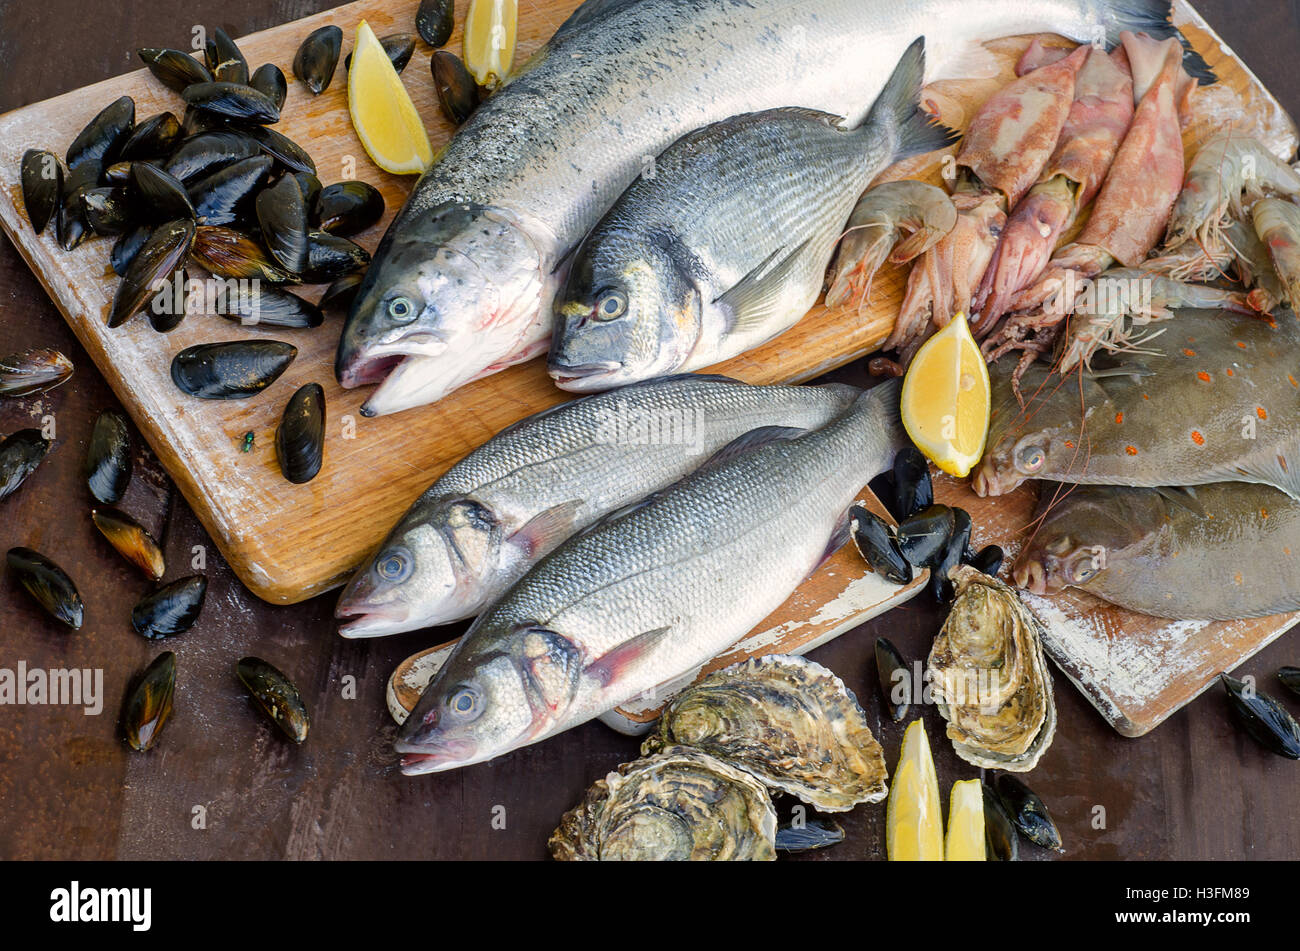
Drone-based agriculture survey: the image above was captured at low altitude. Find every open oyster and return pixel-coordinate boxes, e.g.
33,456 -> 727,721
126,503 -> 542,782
548,746 -> 777,861
642,655 -> 889,811
927,565 -> 1056,772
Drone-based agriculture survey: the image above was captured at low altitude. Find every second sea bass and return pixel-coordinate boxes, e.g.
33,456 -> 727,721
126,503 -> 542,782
395,382 -> 904,773
337,0 -> 1206,416
336,375 -> 860,636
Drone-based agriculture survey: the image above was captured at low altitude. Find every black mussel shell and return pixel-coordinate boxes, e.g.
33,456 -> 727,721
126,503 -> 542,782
346,33 -> 416,74
80,187 -> 134,237
67,96 -> 135,169
164,130 -> 260,183
92,506 -> 165,580
293,25 -> 343,95
0,349 -> 73,398
1221,673 -> 1300,759
896,504 -> 955,569
191,226 -> 290,282
874,636 -> 911,723
20,149 -> 62,235
171,340 -> 297,399
314,181 -> 384,237
1279,666 -> 1300,699
930,506 -> 971,602
256,175 -> 310,274
118,112 -> 182,162
179,104 -> 227,137
300,231 -> 370,283
85,409 -> 132,503
188,155 -> 274,226
182,82 -> 280,125
276,383 -> 325,484
432,50 -> 479,125
131,575 -> 207,639
850,505 -> 911,585
129,162 -> 195,221
103,161 -> 134,186
6,546 -> 83,629
111,224 -> 152,277
969,544 -> 1004,577
996,774 -> 1063,853
246,125 -> 317,175
295,171 -> 323,212
417,0 -> 456,47
236,656 -> 310,743
107,218 -> 195,327
319,272 -> 364,311
983,780 -> 1018,861
207,27 -> 250,85
892,447 -> 933,521
138,48 -> 213,93
215,284 -> 323,329
775,817 -> 845,853
0,430 -> 51,502
147,268 -> 190,333
56,160 -> 100,251
121,651 -> 176,751
249,63 -> 288,111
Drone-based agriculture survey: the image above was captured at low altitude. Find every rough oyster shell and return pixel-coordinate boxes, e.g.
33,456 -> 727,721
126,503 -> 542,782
928,565 -> 1056,772
549,746 -> 776,861
642,654 -> 889,811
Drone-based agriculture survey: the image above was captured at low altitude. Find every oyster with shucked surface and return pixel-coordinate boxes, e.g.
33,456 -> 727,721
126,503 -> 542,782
928,566 -> 1056,772
549,746 -> 777,862
642,655 -> 889,811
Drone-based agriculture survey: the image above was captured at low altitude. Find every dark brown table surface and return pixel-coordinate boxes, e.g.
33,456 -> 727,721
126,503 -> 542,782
2,0 -> 1298,861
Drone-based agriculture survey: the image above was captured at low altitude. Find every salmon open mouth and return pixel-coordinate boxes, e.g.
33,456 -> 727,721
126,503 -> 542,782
337,352 -> 404,389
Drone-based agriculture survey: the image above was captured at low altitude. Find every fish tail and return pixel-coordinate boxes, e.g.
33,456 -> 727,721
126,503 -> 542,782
864,37 -> 960,164
1094,0 -> 1216,84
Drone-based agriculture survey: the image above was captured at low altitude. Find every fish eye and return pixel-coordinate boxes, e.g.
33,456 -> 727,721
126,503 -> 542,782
388,297 -> 416,323
1069,557 -> 1098,584
375,548 -> 413,583
1017,444 -> 1046,474
594,290 -> 627,321
448,686 -> 481,718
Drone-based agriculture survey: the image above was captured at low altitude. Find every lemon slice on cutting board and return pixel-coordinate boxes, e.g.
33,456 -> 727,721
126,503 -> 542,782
900,312 -> 991,478
348,19 -> 435,174
945,778 -> 986,861
886,719 -> 944,860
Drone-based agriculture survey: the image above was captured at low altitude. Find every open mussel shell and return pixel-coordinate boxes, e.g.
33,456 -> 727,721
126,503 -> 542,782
132,575 -> 207,639
138,48 -> 213,93
107,218 -> 195,327
775,816 -> 845,853
80,187 -> 134,237
276,383 -> 325,484
315,181 -> 384,237
892,446 -> 933,521
896,503 -> 955,569
129,162 -> 195,222
346,33 -> 416,74
874,636 -> 910,722
249,63 -> 288,111
850,505 -> 911,585
301,231 -> 370,283
0,430 -> 51,503
92,507 -> 165,580
188,155 -> 274,226
191,226 -> 290,282
417,0 -> 456,47
983,780 -> 1018,861
968,544 -> 1004,577
1279,666 -> 1300,699
246,125 -> 317,175
319,272 -> 363,311
21,149 -> 62,235
206,27 -> 250,85
215,284 -> 323,329
0,349 -> 73,398
256,175 -> 310,275
119,112 -> 182,162
6,546 -> 84,629
293,25 -> 343,95
182,81 -> 280,125
171,340 -> 297,399
147,269 -> 190,333
236,656 -> 310,743
67,96 -> 135,169
56,160 -> 100,251
930,506 -> 971,602
85,409 -> 132,503
432,50 -> 479,126
111,224 -> 151,277
164,130 -> 260,183
995,774 -> 1063,853
121,651 -> 176,752
1220,673 -> 1300,759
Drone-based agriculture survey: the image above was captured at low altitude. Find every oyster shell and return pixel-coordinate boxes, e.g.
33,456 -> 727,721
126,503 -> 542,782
549,746 -> 776,861
642,654 -> 888,811
927,565 -> 1056,772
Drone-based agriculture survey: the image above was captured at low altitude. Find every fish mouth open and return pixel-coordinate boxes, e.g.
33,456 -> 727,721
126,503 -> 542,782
395,738 -> 480,774
338,352 -> 404,389
548,360 -> 625,392
336,603 -> 412,639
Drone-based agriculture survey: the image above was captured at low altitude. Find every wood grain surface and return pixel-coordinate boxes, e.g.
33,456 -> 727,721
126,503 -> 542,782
1,0 -> 1299,861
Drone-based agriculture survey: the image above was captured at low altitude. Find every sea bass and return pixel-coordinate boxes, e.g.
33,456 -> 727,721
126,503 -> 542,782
336,0 -> 1208,416
548,39 -> 956,391
1017,481 -> 1300,620
972,309 -> 1300,499
335,375 -> 861,636
395,382 -> 904,773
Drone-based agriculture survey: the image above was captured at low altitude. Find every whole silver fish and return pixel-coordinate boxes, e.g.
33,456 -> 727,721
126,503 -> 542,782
395,381 -> 904,773
337,0 -> 1203,416
336,375 -> 860,636
549,40 -> 955,390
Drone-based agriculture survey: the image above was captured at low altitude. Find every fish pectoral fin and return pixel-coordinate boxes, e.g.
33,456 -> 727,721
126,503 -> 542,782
510,500 -> 585,558
1154,486 -> 1206,518
701,425 -> 807,470
585,626 -> 672,688
809,515 -> 854,579
715,239 -> 814,337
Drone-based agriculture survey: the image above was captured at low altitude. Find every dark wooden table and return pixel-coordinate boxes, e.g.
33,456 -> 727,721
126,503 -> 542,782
2,0 -> 1298,861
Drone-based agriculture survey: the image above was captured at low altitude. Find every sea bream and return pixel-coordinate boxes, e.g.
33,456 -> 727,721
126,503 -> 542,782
395,382 -> 904,773
336,0 -> 1211,416
335,374 -> 861,636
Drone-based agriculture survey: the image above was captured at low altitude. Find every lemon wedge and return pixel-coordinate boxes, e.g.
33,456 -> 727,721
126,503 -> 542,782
886,719 -> 944,860
945,779 -> 986,860
348,20 -> 434,174
464,0 -> 518,90
900,313 -> 991,478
